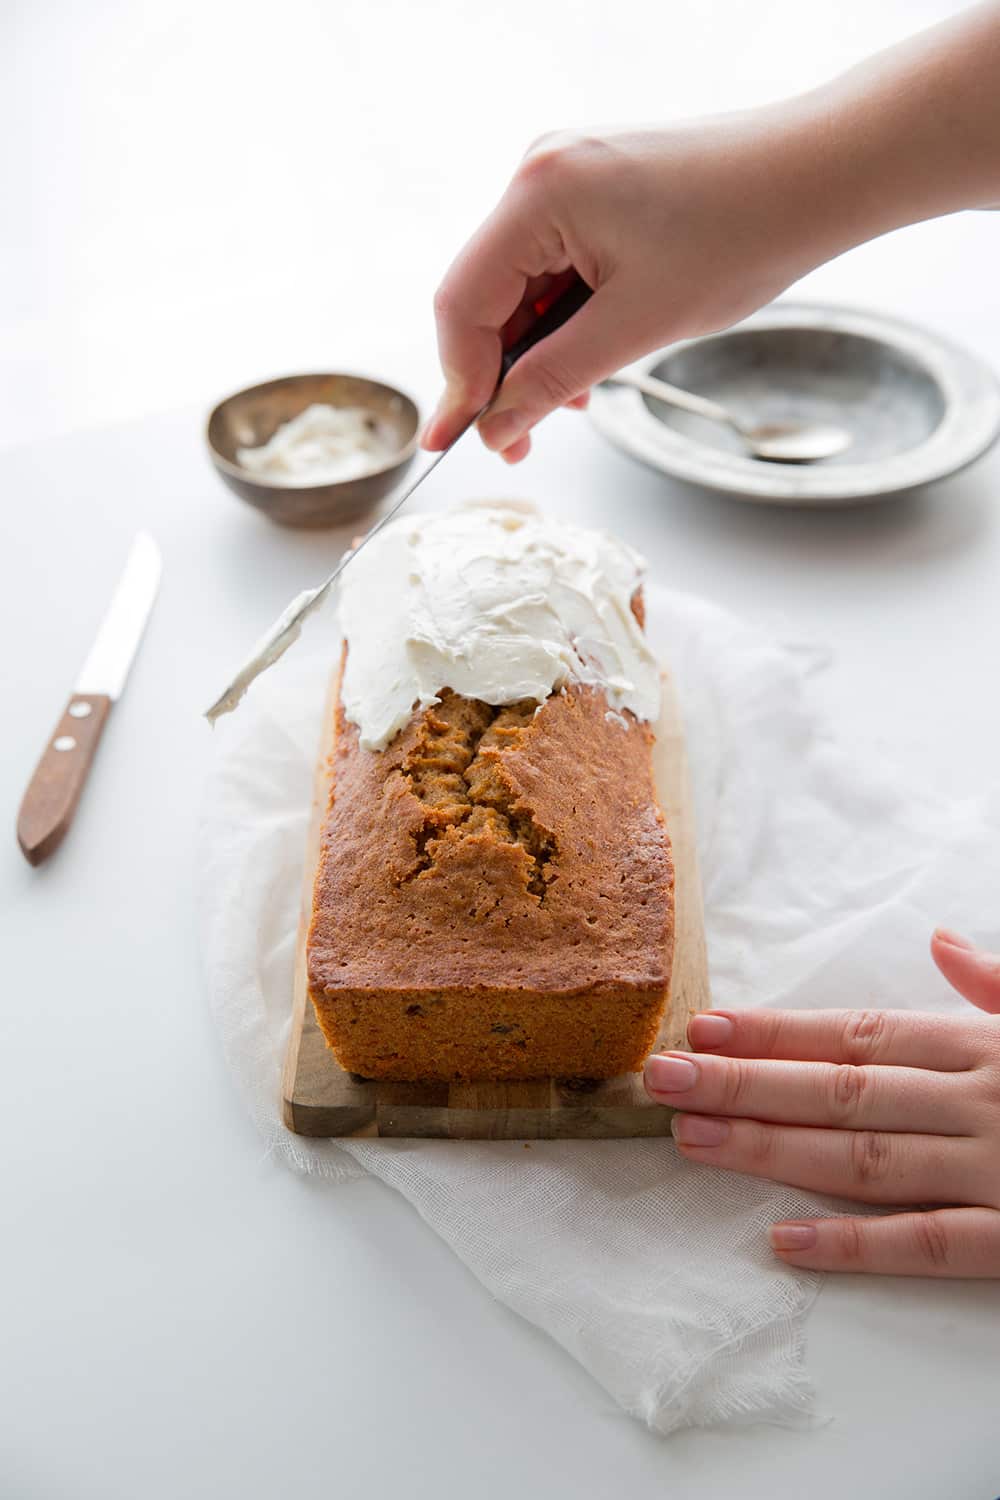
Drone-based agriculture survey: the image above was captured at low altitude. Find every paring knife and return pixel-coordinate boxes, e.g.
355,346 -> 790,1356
16,532 -> 162,866
204,276 -> 594,724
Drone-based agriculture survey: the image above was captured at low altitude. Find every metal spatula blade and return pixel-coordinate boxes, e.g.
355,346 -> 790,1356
204,436 -> 470,723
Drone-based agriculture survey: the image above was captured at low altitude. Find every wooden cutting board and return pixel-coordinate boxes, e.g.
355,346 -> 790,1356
281,671 -> 709,1139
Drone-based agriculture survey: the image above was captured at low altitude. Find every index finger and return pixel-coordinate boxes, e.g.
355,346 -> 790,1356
424,191 -> 564,449
686,1008 -> 982,1072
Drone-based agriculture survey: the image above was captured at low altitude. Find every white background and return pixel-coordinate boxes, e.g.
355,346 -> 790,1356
3,1 -> 1000,1495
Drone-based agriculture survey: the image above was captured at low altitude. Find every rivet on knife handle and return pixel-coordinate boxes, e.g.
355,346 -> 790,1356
16,695 -> 113,865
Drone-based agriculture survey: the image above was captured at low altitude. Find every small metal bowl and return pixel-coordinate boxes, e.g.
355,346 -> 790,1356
206,372 -> 420,528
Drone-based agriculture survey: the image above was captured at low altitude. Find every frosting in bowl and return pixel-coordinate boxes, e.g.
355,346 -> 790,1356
338,500 -> 661,750
236,403 -> 398,485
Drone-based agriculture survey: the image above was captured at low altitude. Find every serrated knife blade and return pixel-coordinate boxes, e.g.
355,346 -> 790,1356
76,531 -> 162,697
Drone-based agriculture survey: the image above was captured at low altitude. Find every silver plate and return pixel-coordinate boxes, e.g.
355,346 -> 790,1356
588,302 -> 1000,505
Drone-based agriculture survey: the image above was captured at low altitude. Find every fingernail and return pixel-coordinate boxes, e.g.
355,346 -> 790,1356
769,1222 -> 818,1252
934,927 -> 974,950
645,1054 -> 698,1094
688,1013 -> 735,1049
479,408 -> 527,451
671,1113 -> 730,1146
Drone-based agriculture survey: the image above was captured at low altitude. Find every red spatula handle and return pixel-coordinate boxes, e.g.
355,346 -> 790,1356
499,276 -> 593,382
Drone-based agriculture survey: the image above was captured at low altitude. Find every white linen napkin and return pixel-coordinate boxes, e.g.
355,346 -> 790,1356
197,586 -> 999,1434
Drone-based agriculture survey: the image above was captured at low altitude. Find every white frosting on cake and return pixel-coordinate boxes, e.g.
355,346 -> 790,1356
338,500 -> 661,751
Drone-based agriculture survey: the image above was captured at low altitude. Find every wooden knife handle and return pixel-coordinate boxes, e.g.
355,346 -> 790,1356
16,694 -> 112,865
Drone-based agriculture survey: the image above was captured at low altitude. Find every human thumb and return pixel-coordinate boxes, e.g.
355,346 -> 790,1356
477,285 -> 645,453
931,928 -> 1000,1014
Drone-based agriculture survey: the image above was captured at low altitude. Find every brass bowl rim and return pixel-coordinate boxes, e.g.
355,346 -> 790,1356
205,371 -> 421,492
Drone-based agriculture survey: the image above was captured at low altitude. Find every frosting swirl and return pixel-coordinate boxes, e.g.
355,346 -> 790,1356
338,500 -> 661,751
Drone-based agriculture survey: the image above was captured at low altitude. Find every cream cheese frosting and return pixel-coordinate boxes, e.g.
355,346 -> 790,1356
338,500 -> 661,751
236,403 -> 397,485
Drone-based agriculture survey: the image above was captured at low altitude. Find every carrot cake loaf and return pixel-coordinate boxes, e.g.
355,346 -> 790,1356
306,500 -> 674,1082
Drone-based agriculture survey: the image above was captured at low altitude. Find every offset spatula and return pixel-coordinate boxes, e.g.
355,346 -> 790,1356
17,532 -> 162,865
204,276 -> 594,723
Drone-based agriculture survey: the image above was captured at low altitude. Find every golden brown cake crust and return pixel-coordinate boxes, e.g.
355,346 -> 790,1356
306,666 -> 674,1082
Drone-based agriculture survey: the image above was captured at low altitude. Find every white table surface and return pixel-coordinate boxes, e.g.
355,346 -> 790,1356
4,0 -> 1000,1494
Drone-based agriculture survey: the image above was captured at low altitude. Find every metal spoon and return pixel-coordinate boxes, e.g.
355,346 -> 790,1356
604,369 -> 852,463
